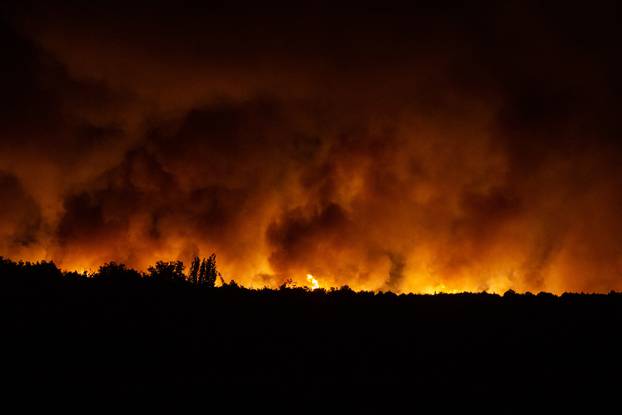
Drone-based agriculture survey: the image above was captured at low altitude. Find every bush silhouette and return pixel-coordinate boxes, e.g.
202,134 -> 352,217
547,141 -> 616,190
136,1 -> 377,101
148,260 -> 185,283
95,262 -> 142,283
1,256 -> 62,291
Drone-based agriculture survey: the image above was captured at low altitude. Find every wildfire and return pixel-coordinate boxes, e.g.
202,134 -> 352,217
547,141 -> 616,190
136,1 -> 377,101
306,274 -> 320,290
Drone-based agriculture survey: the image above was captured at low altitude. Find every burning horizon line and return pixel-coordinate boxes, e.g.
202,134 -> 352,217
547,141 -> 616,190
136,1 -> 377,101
1,255 -> 617,296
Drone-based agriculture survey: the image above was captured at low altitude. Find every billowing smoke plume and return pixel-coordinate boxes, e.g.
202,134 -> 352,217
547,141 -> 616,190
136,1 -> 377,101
1,1 -> 621,292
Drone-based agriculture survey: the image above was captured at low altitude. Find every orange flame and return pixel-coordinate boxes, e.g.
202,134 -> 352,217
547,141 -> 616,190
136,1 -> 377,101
306,274 -> 320,290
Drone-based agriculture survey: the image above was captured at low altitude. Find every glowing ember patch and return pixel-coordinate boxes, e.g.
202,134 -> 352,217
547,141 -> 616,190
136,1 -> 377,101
306,274 -> 320,290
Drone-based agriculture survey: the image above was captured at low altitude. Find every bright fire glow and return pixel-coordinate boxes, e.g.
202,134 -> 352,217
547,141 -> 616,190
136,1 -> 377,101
306,274 -> 320,290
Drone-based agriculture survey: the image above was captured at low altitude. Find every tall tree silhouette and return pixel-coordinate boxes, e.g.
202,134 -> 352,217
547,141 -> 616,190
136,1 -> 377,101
198,254 -> 217,287
189,256 -> 200,285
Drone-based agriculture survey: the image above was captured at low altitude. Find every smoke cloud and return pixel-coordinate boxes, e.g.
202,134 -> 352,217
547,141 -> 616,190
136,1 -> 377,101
1,1 -> 621,292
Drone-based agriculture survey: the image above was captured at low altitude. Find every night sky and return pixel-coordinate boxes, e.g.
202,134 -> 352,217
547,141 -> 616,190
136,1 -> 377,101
2,1 -> 622,293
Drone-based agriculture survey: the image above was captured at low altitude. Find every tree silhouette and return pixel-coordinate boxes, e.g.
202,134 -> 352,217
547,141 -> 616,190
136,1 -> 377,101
95,262 -> 141,283
189,256 -> 200,285
0,257 -> 63,292
198,254 -> 217,287
148,260 -> 185,283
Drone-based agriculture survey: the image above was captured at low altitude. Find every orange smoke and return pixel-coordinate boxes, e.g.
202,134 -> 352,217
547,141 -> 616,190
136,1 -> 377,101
1,3 -> 622,293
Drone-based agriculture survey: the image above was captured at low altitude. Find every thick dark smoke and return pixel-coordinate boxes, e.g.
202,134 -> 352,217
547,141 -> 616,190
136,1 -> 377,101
1,1 -> 621,292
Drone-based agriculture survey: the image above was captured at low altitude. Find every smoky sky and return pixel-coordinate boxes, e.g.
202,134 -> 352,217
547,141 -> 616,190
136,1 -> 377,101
1,1 -> 621,292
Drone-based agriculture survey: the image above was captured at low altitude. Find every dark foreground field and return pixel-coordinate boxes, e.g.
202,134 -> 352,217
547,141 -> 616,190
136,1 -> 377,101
1,259 -> 621,399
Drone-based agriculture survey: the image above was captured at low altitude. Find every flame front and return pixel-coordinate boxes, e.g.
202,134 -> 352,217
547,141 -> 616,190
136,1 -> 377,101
306,274 -> 320,290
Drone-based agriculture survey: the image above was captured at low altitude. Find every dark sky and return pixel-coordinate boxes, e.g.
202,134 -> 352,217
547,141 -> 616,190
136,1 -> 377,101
1,1 -> 621,292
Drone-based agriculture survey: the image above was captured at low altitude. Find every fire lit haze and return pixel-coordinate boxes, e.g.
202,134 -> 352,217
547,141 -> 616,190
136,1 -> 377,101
2,1 -> 622,293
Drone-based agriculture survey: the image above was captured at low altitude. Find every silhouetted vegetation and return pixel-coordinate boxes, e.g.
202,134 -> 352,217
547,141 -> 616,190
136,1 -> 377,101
188,254 -> 218,287
148,260 -> 186,283
95,262 -> 142,284
1,255 -> 621,398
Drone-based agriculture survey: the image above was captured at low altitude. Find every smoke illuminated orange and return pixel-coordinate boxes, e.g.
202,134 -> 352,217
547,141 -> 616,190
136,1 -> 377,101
1,4 -> 622,294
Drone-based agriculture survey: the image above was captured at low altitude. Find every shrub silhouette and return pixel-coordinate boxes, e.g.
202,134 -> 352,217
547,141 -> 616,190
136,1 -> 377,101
95,262 -> 142,283
148,260 -> 185,283
1,256 -> 62,291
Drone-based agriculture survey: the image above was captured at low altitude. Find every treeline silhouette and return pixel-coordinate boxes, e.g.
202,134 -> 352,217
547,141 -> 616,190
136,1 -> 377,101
1,255 -> 622,398
0,255 -> 223,290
